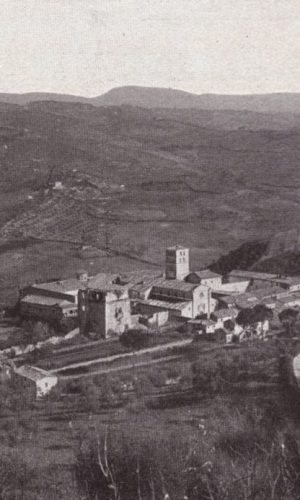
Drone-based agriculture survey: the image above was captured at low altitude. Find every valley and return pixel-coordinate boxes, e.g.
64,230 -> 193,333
0,98 -> 300,305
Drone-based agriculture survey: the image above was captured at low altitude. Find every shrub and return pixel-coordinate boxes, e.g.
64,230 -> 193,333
74,403 -> 300,500
119,328 -> 153,349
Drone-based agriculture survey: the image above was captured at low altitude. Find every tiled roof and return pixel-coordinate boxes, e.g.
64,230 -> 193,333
234,287 -> 286,305
228,270 -> 277,280
278,294 -> 300,305
87,284 -> 129,295
15,365 -> 56,382
227,276 -> 251,283
218,295 -> 237,304
273,276 -> 300,286
189,270 -> 221,279
21,295 -> 72,307
251,287 -> 286,299
87,273 -> 120,289
262,297 -> 277,305
136,299 -> 191,311
212,308 -> 238,319
152,279 -> 206,292
33,278 -> 85,293
234,296 -> 260,309
118,270 -> 162,285
130,278 -> 163,294
166,245 -> 188,251
200,319 -> 216,326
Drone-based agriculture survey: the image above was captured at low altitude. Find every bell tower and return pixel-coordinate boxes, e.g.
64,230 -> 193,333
165,246 -> 189,280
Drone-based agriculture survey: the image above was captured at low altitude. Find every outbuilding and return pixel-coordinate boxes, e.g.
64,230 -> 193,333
14,365 -> 58,399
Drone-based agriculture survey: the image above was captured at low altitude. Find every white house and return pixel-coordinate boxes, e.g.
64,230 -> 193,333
14,365 -> 58,399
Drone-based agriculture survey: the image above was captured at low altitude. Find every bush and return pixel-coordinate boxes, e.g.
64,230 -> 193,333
119,328 -> 153,349
74,403 -> 300,500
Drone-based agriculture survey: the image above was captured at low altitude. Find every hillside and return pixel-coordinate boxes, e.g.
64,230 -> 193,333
0,100 -> 300,301
1,86 -> 300,114
0,92 -> 89,106
210,231 -> 300,277
96,86 -> 300,114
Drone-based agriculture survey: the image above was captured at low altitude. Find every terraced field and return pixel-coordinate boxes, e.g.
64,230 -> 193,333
1,100 -> 300,303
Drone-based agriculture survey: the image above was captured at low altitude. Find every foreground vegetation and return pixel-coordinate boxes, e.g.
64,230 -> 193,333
1,394 -> 300,499
0,339 -> 298,498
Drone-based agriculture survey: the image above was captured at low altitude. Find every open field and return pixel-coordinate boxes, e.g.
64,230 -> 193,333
0,339 -> 287,470
1,102 -> 300,304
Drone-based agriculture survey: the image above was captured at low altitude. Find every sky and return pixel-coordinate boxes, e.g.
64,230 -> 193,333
0,0 -> 299,96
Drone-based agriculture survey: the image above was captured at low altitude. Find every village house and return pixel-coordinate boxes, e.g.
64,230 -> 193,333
189,318 -> 216,335
254,319 -> 270,337
272,277 -> 300,292
212,279 -> 250,294
277,293 -> 300,309
135,297 -> 193,319
185,269 -> 222,288
14,365 -> 58,399
214,294 -> 237,309
19,271 -> 89,324
211,308 -> 239,328
232,287 -> 287,310
228,270 -> 278,289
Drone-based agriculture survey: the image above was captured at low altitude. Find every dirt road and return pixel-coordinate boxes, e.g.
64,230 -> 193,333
58,354 -> 182,379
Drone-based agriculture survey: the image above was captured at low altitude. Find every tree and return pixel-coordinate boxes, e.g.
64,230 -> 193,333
236,305 -> 272,328
279,308 -> 299,337
251,304 -> 273,323
119,328 -> 153,350
236,308 -> 255,327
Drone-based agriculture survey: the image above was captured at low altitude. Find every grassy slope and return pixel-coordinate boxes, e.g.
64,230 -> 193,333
1,101 -> 300,301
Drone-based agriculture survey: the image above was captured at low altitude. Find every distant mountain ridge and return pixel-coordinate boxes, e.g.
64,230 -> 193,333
95,86 -> 300,114
0,92 -> 90,106
1,86 -> 300,114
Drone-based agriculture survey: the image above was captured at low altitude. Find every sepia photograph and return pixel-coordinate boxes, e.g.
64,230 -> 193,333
0,0 -> 300,498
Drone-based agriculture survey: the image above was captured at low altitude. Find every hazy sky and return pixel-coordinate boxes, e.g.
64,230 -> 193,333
0,0 -> 299,96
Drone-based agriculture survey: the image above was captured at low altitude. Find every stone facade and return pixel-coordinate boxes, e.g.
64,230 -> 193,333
165,246 -> 189,280
78,286 -> 131,339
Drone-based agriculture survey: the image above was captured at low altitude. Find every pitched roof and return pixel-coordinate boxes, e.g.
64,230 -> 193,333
273,276 -> 300,286
219,295 -> 237,304
228,270 -> 277,281
21,294 -> 72,307
15,365 -> 56,382
130,278 -> 163,294
87,284 -> 129,295
33,278 -> 85,293
200,319 -> 216,327
236,287 -> 286,303
278,293 -> 300,305
166,245 -> 188,251
189,270 -> 221,280
118,270 -> 163,285
136,298 -> 191,311
212,308 -> 238,319
87,273 -> 120,289
152,279 -> 206,293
